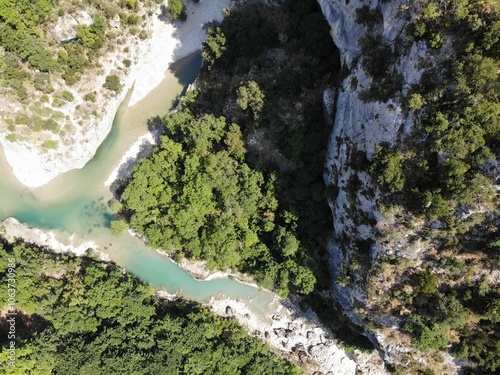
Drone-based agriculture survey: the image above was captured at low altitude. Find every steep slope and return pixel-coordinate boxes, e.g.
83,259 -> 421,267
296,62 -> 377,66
0,0 -> 229,188
319,0 -> 499,373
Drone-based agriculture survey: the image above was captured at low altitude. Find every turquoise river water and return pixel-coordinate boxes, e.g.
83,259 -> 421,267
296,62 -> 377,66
0,52 -> 275,318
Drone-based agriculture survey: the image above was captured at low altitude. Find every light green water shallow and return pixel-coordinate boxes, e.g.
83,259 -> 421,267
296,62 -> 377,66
0,52 -> 275,316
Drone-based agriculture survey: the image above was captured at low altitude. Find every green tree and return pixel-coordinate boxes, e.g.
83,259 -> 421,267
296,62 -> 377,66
408,93 -> 425,110
76,18 -> 106,50
167,0 -> 186,21
202,27 -> 227,70
419,269 -> 439,294
103,74 -> 122,92
110,220 -> 128,236
370,144 -> 405,193
237,80 -> 265,122
224,124 -> 246,158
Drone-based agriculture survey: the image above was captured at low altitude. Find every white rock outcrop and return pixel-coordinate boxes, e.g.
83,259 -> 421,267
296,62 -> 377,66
52,11 -> 93,42
317,0 -> 457,369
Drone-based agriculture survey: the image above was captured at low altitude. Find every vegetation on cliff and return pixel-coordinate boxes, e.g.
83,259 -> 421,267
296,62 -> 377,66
120,0 -> 339,298
0,0 -> 155,148
359,1 -> 500,373
0,240 -> 299,374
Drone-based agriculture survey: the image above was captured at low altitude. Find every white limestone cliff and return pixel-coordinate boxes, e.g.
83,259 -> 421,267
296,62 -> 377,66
317,0 -> 459,371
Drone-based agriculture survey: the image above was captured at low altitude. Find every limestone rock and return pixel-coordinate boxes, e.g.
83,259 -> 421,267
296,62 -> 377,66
52,11 -> 93,43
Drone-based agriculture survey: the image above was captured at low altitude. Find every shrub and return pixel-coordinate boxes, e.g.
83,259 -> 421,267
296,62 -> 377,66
202,27 -> 227,70
419,269 -> 439,294
62,73 -> 78,86
52,98 -> 64,107
370,143 -> 405,193
236,80 -> 265,122
356,5 -> 383,28
359,34 -> 393,78
408,93 -> 425,110
167,0 -> 186,21
110,220 -> 128,236
120,0 -> 138,10
127,15 -> 139,25
33,73 -> 55,94
42,140 -> 58,150
103,74 -> 122,93
84,92 -> 96,102
61,90 -> 74,102
416,323 -> 449,351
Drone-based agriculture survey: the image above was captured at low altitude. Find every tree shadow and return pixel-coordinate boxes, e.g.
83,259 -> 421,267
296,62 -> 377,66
0,310 -> 50,344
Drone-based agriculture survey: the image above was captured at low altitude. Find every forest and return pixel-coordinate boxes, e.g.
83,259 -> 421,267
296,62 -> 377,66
120,0 -> 340,298
0,241 -> 299,374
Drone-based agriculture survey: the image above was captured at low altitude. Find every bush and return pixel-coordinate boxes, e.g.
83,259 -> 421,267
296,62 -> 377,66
370,143 -> 405,193
202,27 -> 227,70
61,90 -> 74,102
407,93 -> 425,110
42,140 -> 58,150
167,0 -> 186,21
419,269 -> 439,294
103,74 -> 122,93
84,92 -> 96,102
110,220 -> 128,236
236,80 -> 265,122
355,5 -> 383,28
127,14 -> 139,25
416,323 -> 449,351
33,73 -> 55,94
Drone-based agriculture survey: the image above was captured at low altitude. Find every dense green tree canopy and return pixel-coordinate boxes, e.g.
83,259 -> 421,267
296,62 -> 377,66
0,241 -> 300,375
121,0 -> 339,297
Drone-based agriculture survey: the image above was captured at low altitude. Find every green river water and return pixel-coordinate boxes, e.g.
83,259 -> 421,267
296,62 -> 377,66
0,52 -> 275,317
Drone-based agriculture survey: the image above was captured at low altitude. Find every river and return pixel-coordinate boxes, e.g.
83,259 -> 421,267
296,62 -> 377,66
0,52 -> 275,319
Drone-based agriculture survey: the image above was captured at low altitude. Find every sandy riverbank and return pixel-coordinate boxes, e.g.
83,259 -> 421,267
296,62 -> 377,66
0,0 -> 230,189
1,217 -> 108,261
128,0 -> 230,107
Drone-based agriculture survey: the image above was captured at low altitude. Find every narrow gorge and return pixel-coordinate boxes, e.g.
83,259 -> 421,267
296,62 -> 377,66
1,0 -> 499,374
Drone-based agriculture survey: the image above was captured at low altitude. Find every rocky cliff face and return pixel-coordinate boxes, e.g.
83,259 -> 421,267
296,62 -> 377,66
317,0 -> 460,371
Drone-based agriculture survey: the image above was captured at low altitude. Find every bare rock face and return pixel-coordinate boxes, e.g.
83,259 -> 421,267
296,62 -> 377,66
316,0 -> 460,373
316,0 -> 446,372
52,11 -> 93,43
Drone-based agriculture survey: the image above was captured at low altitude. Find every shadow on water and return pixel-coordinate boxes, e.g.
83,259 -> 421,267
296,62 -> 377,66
169,52 -> 203,101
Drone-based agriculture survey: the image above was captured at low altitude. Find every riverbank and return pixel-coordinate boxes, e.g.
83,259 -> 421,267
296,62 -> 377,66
153,250 -> 387,374
0,214 -> 387,374
1,217 -> 108,261
128,0 -> 231,107
208,296 -> 387,374
0,0 -> 230,189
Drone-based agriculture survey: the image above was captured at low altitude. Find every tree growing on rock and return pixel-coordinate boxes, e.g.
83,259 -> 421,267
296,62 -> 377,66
236,80 -> 265,123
